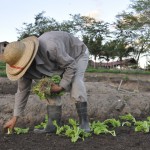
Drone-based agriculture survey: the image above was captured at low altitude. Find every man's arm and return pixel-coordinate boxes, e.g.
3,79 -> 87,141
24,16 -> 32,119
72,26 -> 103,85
14,77 -> 32,116
3,77 -> 32,130
55,49 -> 77,90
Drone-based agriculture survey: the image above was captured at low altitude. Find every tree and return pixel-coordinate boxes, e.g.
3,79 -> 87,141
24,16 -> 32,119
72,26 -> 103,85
16,11 -> 59,40
83,35 -> 103,63
114,0 -> 150,66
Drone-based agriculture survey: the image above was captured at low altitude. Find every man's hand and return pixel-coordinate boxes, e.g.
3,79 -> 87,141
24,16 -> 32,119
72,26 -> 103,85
3,116 -> 18,131
51,83 -> 63,93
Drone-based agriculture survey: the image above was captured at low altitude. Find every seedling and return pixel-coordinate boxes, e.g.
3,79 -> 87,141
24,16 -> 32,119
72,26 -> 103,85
7,127 -> 29,135
14,127 -> 29,134
7,128 -> 13,135
104,118 -> 121,128
90,121 -> 116,136
32,75 -> 65,101
134,121 -> 150,133
34,115 -> 48,129
119,113 -> 136,125
53,118 -> 91,143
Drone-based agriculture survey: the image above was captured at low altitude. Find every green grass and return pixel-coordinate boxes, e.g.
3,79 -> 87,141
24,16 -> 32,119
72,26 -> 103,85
0,61 -> 6,77
0,61 -> 150,77
86,67 -> 150,75
0,66 -> 6,69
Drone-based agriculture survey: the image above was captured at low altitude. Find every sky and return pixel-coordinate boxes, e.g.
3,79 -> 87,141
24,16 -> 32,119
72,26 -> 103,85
1,0 -> 147,68
0,0 -> 131,42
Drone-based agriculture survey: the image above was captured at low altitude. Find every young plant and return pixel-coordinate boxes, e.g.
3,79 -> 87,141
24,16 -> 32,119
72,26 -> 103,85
90,121 -> 116,136
121,121 -> 132,127
103,118 -> 121,128
134,121 -> 150,133
32,75 -> 64,100
53,118 -> 91,143
65,119 -> 91,142
34,115 -> 48,129
53,120 -> 67,135
7,127 -> 29,135
119,113 -> 136,126
14,127 -> 29,134
7,128 -> 13,135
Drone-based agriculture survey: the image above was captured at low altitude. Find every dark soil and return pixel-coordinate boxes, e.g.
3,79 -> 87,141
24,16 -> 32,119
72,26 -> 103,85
1,73 -> 150,150
0,126 -> 150,150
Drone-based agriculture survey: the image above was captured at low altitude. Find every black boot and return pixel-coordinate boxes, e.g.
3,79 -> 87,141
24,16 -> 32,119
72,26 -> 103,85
34,105 -> 62,134
75,102 -> 90,132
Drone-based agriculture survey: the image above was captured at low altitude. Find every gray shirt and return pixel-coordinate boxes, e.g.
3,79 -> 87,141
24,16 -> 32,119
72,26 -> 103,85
14,31 -> 87,116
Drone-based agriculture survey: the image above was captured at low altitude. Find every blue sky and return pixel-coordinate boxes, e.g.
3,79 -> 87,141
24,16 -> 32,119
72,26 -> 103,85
0,0 -> 131,42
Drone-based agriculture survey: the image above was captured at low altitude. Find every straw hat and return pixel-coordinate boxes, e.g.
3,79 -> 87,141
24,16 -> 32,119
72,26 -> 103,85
3,36 -> 39,81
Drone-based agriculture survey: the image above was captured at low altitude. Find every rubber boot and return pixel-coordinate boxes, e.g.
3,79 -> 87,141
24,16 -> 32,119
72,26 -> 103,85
34,105 -> 62,134
75,102 -> 90,132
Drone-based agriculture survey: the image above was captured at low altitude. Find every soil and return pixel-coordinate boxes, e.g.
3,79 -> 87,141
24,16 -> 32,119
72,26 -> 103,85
1,127 -> 150,150
0,73 -> 150,150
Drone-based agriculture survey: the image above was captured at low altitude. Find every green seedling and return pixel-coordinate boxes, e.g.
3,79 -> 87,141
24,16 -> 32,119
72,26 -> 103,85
134,121 -> 150,133
7,128 -> 13,135
104,118 -> 121,128
65,119 -> 91,142
14,127 -> 29,134
34,115 -> 48,129
53,120 -> 66,135
32,75 -> 65,100
90,121 -> 116,136
122,121 -> 132,127
119,113 -> 136,125
53,118 -> 91,143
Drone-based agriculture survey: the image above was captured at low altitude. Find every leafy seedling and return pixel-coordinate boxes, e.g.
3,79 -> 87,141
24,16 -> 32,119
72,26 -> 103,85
90,121 -> 116,136
34,115 -> 48,129
14,127 -> 29,134
119,113 -> 136,125
134,121 -> 150,133
104,118 -> 121,128
7,128 -> 13,135
53,118 -> 91,143
32,75 -> 65,100
65,119 -> 91,142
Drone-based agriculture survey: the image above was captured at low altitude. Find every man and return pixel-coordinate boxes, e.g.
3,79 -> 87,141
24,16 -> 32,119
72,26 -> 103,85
3,31 -> 90,133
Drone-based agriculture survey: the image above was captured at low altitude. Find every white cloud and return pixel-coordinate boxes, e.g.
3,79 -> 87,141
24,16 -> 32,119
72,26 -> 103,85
84,10 -> 102,21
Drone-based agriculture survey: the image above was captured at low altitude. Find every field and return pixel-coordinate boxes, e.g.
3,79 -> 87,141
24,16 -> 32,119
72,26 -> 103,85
0,63 -> 150,150
1,126 -> 150,150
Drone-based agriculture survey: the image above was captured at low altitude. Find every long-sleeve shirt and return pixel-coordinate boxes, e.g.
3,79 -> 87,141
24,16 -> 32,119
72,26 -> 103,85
14,31 -> 87,116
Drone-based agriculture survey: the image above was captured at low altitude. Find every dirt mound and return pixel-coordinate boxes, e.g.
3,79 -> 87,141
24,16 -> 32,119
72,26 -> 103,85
0,73 -> 150,128
0,73 -> 150,150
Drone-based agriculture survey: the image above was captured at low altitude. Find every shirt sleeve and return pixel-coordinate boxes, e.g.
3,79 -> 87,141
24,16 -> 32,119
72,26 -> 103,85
55,47 -> 77,90
13,77 -> 32,116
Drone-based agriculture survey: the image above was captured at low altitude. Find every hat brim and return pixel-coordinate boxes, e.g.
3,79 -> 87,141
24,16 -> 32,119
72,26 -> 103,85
6,36 -> 39,81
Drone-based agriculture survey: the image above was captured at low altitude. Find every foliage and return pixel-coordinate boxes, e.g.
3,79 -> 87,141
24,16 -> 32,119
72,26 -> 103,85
103,118 -> 121,128
32,75 -> 64,100
119,113 -> 136,124
13,0 -> 150,68
7,113 -> 150,143
114,0 -> 150,64
90,121 -> 116,136
34,115 -> 48,129
134,121 -> 150,133
14,127 -> 29,135
53,119 -> 91,143
7,127 -> 29,135
0,61 -> 6,77
86,67 -> 150,75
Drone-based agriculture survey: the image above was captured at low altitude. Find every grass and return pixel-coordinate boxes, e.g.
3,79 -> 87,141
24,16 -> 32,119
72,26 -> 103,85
86,67 -> 150,75
0,61 -> 6,77
0,61 -> 150,77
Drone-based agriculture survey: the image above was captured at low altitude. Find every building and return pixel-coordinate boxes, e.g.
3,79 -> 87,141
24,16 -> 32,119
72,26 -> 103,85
0,41 -> 9,54
89,58 -> 137,69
